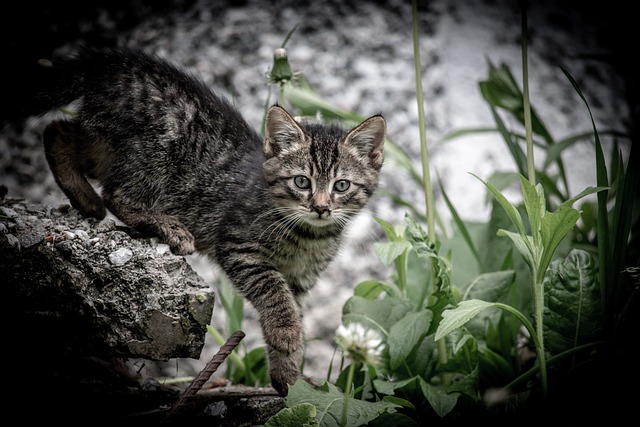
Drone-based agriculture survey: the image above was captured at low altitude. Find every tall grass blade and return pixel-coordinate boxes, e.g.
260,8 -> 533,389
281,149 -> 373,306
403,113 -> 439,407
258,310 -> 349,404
438,178 -> 480,266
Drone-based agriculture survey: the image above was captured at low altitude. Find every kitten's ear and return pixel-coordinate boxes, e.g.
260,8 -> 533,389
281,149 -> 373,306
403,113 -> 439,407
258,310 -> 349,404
264,105 -> 306,158
343,115 -> 386,169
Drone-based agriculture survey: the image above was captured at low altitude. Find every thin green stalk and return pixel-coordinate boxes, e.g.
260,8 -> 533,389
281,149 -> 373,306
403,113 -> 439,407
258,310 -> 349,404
521,6 -> 535,185
531,275 -> 548,400
521,1 -> 547,400
412,0 -> 448,382
500,341 -> 607,392
341,362 -> 356,427
279,83 -> 285,106
411,0 -> 436,243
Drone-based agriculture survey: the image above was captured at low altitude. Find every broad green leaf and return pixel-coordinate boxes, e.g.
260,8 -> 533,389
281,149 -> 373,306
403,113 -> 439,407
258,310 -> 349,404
373,376 -> 420,396
286,380 -> 397,427
543,249 -> 602,356
354,280 -> 394,300
373,375 -> 460,418
343,296 -> 413,337
471,173 -> 526,237
519,175 -> 544,247
463,271 -> 516,339
404,250 -> 435,308
435,300 -> 497,340
439,330 -> 479,378
419,377 -> 460,418
462,270 -> 516,302
266,402 -> 319,427
374,241 -> 412,267
496,229 -> 536,271
404,214 -> 431,246
538,205 -> 581,281
368,412 -> 419,427
374,217 -> 406,242
388,310 -> 432,370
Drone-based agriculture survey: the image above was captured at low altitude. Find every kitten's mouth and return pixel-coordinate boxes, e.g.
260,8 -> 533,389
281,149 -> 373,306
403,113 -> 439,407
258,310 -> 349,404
305,212 -> 333,226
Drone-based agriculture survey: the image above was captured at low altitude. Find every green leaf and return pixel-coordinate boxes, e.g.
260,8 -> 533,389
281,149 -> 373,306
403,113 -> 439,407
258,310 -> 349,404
462,270 -> 516,302
538,205 -> 581,280
266,402 -> 319,427
238,347 -> 268,386
439,178 -> 480,265
480,61 -> 553,143
543,249 -> 603,356
519,175 -> 544,247
374,217 -> 405,241
462,271 -> 516,339
354,280 -> 393,300
374,241 -> 412,267
373,376 -> 420,396
382,396 -> 415,410
286,380 -> 398,427
561,185 -> 607,208
471,173 -> 527,237
496,229 -> 536,272
419,377 -> 460,418
439,330 -> 480,379
388,310 -> 432,370
342,296 -> 414,337
435,300 -> 497,340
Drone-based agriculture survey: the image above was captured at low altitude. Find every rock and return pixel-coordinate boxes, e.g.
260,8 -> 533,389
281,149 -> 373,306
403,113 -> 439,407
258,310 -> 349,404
1,199 -> 215,360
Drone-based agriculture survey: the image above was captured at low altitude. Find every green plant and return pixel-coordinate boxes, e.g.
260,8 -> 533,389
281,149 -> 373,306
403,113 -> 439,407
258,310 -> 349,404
207,276 -> 269,387
265,1 -> 636,424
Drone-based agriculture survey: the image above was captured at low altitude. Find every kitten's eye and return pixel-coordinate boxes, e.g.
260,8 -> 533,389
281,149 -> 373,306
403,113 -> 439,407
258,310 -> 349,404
333,180 -> 350,192
294,175 -> 311,189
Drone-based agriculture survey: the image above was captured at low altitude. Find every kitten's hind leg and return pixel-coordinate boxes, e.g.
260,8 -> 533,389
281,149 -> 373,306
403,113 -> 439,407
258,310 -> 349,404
102,190 -> 196,255
43,121 -> 106,219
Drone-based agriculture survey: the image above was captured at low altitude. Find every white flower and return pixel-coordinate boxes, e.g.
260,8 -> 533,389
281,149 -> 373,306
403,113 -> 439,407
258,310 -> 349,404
335,322 -> 384,366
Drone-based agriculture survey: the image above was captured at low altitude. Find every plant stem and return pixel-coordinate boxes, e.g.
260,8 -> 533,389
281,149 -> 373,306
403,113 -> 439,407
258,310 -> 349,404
279,83 -> 285,106
341,362 -> 356,427
520,2 -> 548,400
520,4 -> 535,185
411,0 -> 436,244
412,0 -> 449,383
532,276 -> 548,400
500,341 -> 606,393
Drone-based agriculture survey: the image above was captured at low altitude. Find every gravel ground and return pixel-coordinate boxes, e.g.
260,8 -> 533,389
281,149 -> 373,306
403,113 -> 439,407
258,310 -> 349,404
1,0 -> 635,384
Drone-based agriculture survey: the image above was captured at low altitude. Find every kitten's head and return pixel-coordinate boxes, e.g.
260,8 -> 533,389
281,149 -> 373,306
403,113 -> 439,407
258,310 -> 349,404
263,105 -> 385,229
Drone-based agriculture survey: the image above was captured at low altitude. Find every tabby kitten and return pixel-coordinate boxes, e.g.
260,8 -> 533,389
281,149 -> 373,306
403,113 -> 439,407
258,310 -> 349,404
17,47 -> 386,396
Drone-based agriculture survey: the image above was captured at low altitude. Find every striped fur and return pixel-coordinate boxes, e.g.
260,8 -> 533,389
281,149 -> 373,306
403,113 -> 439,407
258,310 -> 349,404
22,47 -> 386,396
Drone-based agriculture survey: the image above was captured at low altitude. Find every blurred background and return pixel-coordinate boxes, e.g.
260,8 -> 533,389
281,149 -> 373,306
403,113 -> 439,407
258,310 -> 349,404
1,0 -> 636,383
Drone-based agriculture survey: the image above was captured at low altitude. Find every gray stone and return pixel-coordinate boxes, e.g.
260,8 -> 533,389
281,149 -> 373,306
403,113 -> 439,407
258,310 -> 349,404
1,199 -> 215,360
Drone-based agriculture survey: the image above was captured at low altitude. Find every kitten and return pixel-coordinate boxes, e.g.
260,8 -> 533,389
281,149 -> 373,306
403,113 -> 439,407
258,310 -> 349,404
13,47 -> 386,396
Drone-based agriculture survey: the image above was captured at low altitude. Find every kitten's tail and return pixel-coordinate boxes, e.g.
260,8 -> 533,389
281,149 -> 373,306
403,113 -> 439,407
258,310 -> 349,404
0,48 -> 88,126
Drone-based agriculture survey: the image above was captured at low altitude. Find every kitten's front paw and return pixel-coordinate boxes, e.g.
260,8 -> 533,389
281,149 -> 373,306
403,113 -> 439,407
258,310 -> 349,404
269,370 -> 319,397
160,221 -> 196,255
270,367 -> 301,397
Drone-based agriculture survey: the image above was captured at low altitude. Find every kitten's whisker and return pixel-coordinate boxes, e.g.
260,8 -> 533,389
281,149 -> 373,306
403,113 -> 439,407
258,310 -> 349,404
258,209 -> 307,248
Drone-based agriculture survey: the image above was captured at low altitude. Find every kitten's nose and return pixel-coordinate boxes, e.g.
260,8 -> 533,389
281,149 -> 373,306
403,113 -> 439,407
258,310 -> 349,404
312,204 -> 331,216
